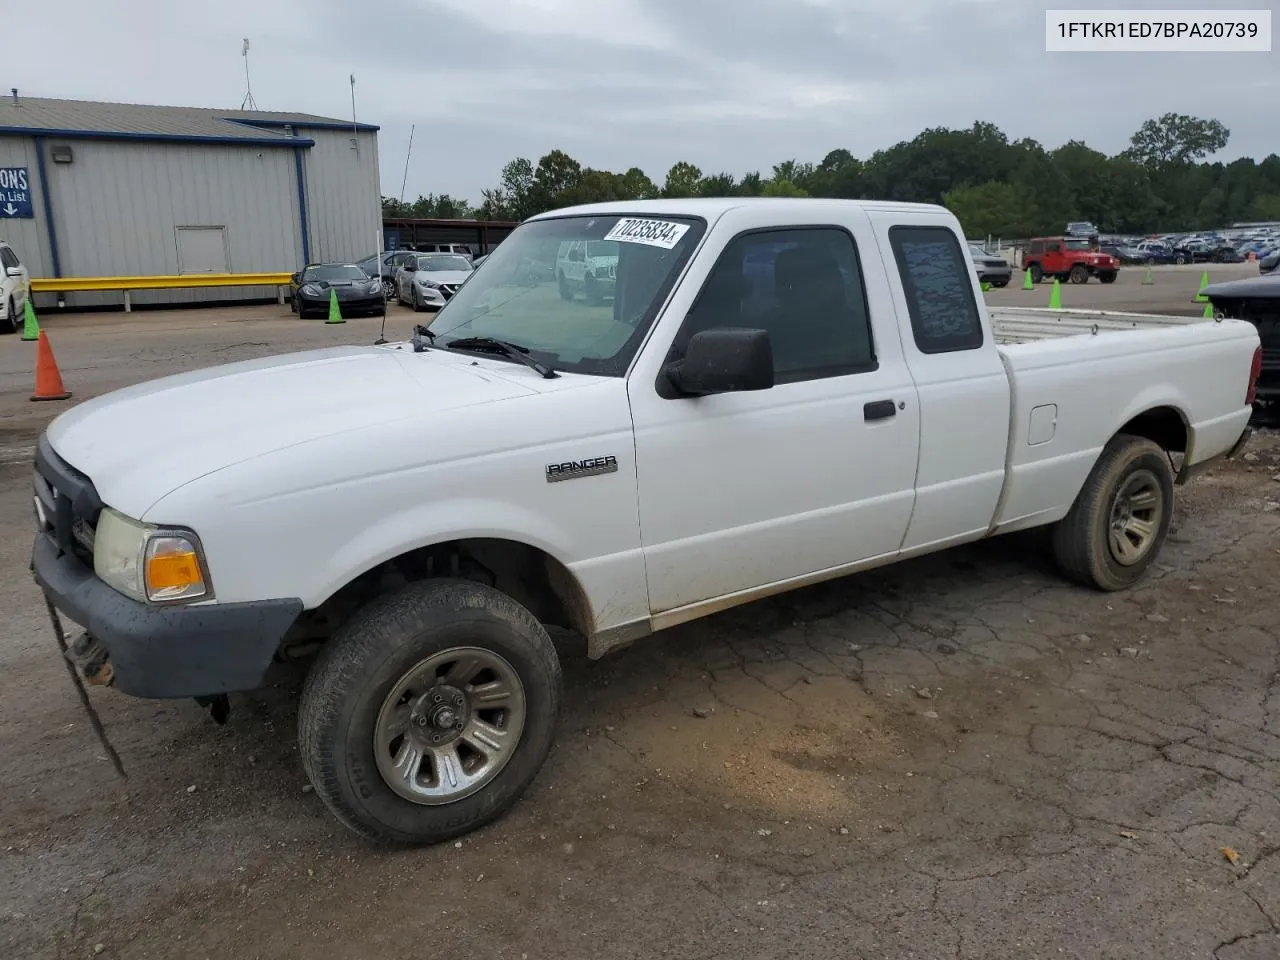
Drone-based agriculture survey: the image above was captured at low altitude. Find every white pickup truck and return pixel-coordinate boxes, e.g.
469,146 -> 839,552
32,198 -> 1260,846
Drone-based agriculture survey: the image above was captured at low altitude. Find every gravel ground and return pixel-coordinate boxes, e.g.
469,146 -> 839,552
1,263 -> 1276,959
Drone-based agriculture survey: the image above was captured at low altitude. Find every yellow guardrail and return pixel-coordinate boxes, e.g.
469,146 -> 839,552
31,273 -> 294,311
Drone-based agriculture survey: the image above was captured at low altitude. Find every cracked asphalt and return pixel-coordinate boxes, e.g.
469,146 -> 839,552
1,276 -> 1278,959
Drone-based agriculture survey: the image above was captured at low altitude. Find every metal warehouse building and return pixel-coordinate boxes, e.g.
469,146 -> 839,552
0,94 -> 381,307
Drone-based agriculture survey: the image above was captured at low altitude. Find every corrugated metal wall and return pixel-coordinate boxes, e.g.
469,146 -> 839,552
302,129 -> 381,264
0,136 -> 54,278
2,126 -> 382,309
40,139 -> 303,307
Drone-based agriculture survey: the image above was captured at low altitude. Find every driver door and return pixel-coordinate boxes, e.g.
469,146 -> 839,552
627,210 -> 921,619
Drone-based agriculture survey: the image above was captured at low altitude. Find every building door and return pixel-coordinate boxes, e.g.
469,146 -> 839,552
176,226 -> 229,274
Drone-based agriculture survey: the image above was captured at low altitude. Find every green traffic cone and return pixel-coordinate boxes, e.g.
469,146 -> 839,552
981,281 -> 992,292
1141,265 -> 1153,285
326,289 -> 344,324
1202,300 -> 1214,319
1022,268 -> 1034,290
20,298 -> 39,341
1195,270 -> 1209,302
1048,278 -> 1062,309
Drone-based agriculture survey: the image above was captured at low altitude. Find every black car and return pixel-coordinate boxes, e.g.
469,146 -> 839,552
1101,244 -> 1150,265
290,263 -> 386,319
1201,273 -> 1280,416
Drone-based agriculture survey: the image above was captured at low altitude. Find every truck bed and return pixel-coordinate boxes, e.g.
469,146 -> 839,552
988,306 -> 1208,344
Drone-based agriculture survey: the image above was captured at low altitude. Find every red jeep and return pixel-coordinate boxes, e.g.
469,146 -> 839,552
1022,237 -> 1119,284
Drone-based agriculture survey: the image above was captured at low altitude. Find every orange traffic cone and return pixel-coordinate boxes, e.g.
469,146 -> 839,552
30,331 -> 72,402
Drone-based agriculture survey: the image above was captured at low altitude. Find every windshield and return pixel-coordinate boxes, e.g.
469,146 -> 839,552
586,241 -> 619,259
419,255 -> 473,273
425,213 -> 706,377
968,245 -> 989,258
304,264 -> 368,282
1064,239 -> 1091,250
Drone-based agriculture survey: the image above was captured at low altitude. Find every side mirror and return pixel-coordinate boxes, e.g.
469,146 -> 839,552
661,328 -> 774,397
404,262 -> 416,271
5,266 -> 20,278
290,272 -> 301,284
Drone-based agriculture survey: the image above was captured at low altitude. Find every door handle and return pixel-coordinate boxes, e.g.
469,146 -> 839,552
864,399 -> 897,422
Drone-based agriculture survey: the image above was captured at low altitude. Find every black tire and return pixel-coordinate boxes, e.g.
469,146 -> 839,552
584,275 -> 602,305
1051,434 -> 1174,591
558,272 -> 572,301
298,578 -> 562,846
412,287 -> 423,312
1029,263 -> 1043,284
992,279 -> 1008,288
1098,271 -> 1117,284
1069,264 -> 1089,284
2,297 -> 17,334
381,277 -> 396,300
1175,252 -> 1187,265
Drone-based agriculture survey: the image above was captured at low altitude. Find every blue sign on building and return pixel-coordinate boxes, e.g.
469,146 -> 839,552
0,167 -> 34,219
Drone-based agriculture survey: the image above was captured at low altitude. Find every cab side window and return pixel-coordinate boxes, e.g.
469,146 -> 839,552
673,227 -> 877,384
888,225 -> 984,355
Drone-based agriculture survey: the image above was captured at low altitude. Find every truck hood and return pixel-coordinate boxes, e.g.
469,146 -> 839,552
45,344 -> 537,519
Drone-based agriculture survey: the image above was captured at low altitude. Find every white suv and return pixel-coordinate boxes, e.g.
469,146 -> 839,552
0,240 -> 31,334
555,239 -> 619,303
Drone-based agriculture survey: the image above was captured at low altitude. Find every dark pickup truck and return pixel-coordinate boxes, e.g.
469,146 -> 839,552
1203,274 -> 1279,419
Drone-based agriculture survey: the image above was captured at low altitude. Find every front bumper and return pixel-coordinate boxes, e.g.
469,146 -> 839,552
33,536 -> 304,699
298,293 -> 384,314
978,266 -> 1012,284
30,435 -> 303,699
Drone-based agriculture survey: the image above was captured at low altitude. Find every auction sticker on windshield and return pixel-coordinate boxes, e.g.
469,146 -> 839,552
603,217 -> 690,249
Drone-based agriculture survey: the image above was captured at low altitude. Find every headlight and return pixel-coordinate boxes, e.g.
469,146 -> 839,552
417,277 -> 439,288
368,278 -> 383,292
301,284 -> 321,296
93,507 -> 210,604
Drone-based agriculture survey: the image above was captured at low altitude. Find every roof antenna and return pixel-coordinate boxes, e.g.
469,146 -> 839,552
240,38 -> 258,111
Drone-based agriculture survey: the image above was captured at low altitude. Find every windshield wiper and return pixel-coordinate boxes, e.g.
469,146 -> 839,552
443,336 -> 558,379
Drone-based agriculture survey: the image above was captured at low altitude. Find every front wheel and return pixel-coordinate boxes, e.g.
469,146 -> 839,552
1051,434 -> 1173,591
1098,271 -> 1117,284
1069,264 -> 1089,284
298,579 -> 562,846
2,297 -> 17,334
557,272 -> 572,301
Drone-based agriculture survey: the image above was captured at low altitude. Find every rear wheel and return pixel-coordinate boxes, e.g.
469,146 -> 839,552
1051,434 -> 1173,591
1029,263 -> 1044,284
992,279 -> 1008,288
298,579 -> 562,846
1069,264 -> 1089,284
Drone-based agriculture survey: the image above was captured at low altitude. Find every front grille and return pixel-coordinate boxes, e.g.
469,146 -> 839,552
33,436 -> 101,568
441,283 -> 460,299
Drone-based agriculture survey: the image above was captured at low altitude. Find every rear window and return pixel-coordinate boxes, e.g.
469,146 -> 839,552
888,226 -> 984,355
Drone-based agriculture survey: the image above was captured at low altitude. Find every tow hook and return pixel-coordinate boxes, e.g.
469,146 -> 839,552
65,632 -> 114,687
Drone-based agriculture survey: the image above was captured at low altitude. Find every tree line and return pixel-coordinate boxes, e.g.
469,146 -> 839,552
380,113 -> 1280,238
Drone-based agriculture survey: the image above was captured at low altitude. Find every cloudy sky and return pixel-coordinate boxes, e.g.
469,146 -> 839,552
9,0 -> 1278,204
